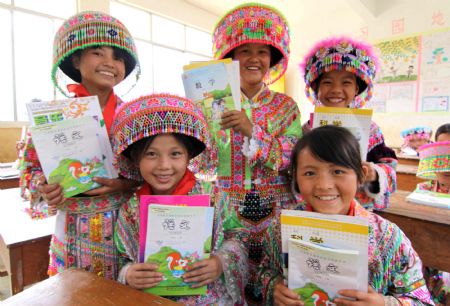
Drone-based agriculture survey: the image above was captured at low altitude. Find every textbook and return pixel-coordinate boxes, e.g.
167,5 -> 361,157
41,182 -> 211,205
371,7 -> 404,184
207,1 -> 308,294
312,106 -> 373,159
281,210 -> 368,303
407,189 -> 450,209
26,96 -> 117,198
182,59 -> 240,141
139,195 -> 213,296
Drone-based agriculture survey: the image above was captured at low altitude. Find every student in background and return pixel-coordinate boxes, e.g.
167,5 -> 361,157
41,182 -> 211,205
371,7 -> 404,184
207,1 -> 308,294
400,126 -> 433,156
435,123 -> 450,142
274,126 -> 433,306
300,36 -> 397,211
112,94 -> 248,305
212,3 -> 302,303
20,11 -> 141,279
415,139 -> 450,305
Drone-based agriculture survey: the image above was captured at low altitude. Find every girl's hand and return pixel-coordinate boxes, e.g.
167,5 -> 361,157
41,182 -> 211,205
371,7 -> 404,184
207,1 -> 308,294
220,110 -> 253,138
362,162 -> 378,183
334,286 -> 384,306
126,263 -> 163,289
37,176 -> 64,213
182,255 -> 223,288
83,177 -> 138,196
274,279 -> 304,306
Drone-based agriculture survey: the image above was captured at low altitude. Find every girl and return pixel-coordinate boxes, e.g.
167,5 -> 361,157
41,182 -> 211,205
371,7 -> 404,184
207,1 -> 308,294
20,11 -> 140,279
112,94 -> 248,305
300,36 -> 397,211
274,125 -> 434,306
400,126 -> 433,156
415,140 -> 450,305
212,3 -> 302,303
435,123 -> 450,142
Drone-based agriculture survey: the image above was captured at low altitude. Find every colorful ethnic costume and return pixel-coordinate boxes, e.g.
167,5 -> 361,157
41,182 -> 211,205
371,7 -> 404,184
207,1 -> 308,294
300,36 -> 397,210
415,141 -> 450,305
20,11 -> 140,279
212,4 -> 302,304
400,126 -> 433,156
111,94 -> 249,305
301,200 -> 434,305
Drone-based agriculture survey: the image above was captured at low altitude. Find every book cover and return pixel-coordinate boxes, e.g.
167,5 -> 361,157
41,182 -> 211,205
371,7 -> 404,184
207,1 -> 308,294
139,196 -> 213,296
281,209 -> 368,298
312,106 -> 373,159
29,117 -> 114,198
182,60 -> 240,141
407,189 -> 450,209
26,96 -> 117,198
288,238 -> 360,304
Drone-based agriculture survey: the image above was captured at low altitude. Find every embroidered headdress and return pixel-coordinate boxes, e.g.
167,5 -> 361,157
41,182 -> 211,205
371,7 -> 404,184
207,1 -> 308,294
111,94 -> 211,181
417,141 -> 450,179
52,11 -> 140,96
212,3 -> 290,85
401,126 -> 432,142
300,36 -> 378,108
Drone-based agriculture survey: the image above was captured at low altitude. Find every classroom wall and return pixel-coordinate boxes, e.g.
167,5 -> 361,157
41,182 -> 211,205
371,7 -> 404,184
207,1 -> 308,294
286,0 -> 450,147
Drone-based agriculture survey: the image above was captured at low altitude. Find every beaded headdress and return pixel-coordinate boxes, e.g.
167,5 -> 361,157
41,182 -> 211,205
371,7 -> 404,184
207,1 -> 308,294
300,36 -> 378,108
52,11 -> 140,97
401,126 -> 432,142
111,94 -> 211,181
212,3 -> 290,85
417,141 -> 450,179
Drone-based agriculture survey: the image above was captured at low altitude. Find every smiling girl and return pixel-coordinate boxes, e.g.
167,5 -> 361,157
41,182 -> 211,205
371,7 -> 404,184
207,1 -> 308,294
274,125 -> 433,306
211,3 -> 302,303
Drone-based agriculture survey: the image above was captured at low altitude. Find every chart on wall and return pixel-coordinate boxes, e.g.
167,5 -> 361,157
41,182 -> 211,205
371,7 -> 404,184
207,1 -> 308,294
368,29 -> 450,113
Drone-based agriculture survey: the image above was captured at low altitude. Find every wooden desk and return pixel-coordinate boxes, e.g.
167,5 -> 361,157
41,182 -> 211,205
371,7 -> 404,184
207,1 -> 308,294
0,177 -> 19,189
2,269 -> 181,306
397,154 -> 419,166
376,190 -> 450,271
0,188 -> 55,295
396,164 -> 426,192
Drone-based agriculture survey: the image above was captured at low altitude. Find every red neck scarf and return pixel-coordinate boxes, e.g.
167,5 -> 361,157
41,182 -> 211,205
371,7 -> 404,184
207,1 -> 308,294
136,170 -> 197,197
67,84 -> 117,134
305,200 -> 356,216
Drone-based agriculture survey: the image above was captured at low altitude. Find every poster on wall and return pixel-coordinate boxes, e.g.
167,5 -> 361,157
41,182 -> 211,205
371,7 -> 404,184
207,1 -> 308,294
421,96 -> 449,112
374,36 -> 420,83
367,84 -> 388,112
421,31 -> 450,79
386,83 -> 418,112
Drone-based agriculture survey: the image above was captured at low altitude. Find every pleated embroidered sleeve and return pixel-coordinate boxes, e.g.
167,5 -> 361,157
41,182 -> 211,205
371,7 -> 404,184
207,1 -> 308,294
243,91 -> 302,171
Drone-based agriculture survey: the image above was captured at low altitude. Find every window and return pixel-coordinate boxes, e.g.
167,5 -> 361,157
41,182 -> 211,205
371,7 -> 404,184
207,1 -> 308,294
110,1 -> 212,101
1,1 -> 76,122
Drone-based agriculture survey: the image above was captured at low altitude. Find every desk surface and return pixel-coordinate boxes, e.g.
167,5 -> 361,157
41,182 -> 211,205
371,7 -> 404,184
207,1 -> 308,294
384,190 -> 450,225
0,188 -> 55,246
396,163 -> 418,174
2,269 -> 182,306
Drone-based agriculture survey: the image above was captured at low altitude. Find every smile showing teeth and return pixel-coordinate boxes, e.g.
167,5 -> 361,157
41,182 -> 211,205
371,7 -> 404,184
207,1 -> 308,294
328,98 -> 343,103
99,71 -> 115,77
247,66 -> 260,71
315,195 -> 339,200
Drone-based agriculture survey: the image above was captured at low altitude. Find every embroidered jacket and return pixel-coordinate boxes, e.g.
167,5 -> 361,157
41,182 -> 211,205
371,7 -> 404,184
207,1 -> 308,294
214,86 -> 302,304
115,180 -> 249,305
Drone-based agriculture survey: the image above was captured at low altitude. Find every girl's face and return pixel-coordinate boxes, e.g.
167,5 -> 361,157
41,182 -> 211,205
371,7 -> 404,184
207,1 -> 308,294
296,147 -> 359,215
139,134 -> 189,195
233,43 -> 271,90
437,133 -> 450,142
317,70 -> 359,108
73,46 -> 125,91
408,137 -> 428,150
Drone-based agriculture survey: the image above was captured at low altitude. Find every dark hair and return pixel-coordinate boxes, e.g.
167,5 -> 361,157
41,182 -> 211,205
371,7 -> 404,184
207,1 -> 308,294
124,133 -> 204,163
64,45 -> 135,83
435,123 -> 450,141
226,45 -> 283,68
290,125 -> 364,193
